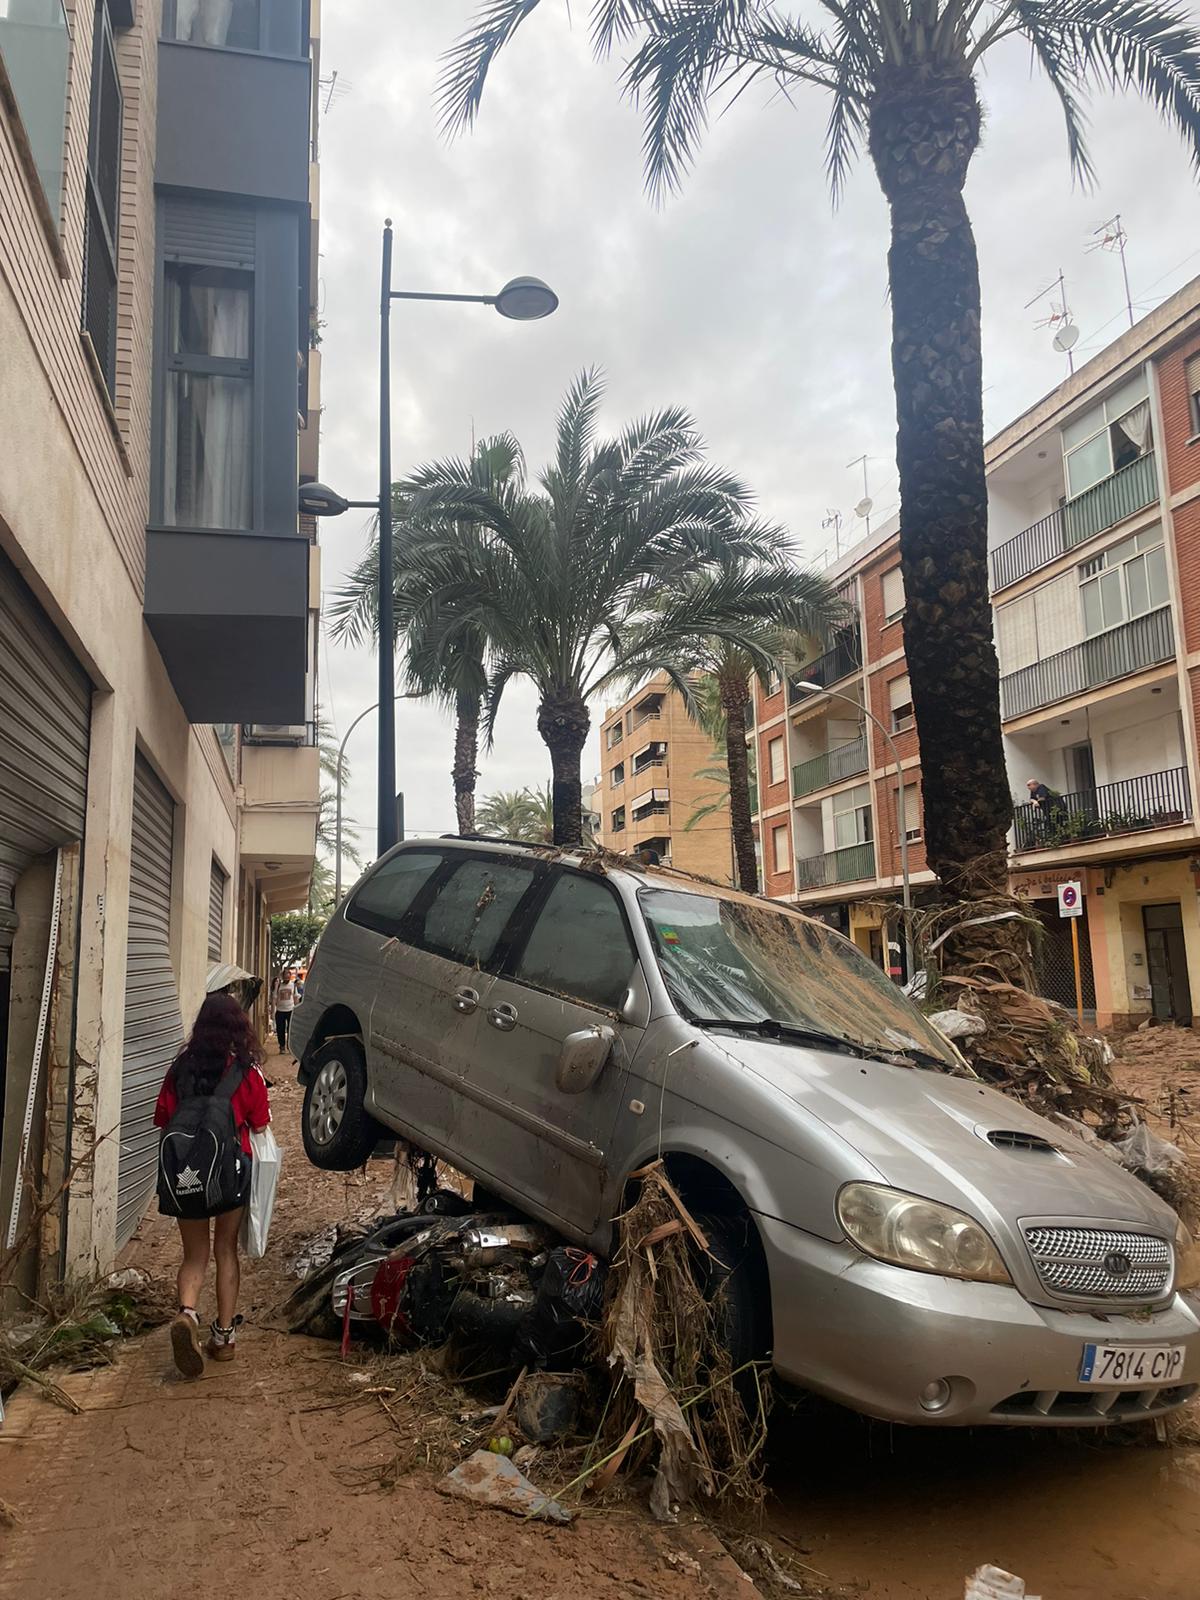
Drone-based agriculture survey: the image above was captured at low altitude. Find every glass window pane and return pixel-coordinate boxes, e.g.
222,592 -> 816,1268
1126,554 -> 1149,619
1106,535 -> 1137,567
169,268 -> 252,360
348,850 -> 444,937
515,874 -> 635,1010
1103,372 -> 1148,423
834,813 -> 856,849
168,0 -> 260,49
1065,433 -> 1112,496
422,859 -> 536,969
1099,568 -> 1125,628
164,371 -> 252,528
1147,545 -> 1169,609
0,0 -> 70,219
1062,401 -> 1106,452
1081,579 -> 1101,636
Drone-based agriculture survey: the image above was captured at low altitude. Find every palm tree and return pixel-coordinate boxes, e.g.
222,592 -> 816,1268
328,437 -> 524,834
476,787 -> 548,841
439,2 -> 1200,896
682,673 -> 765,890
398,369 -> 841,845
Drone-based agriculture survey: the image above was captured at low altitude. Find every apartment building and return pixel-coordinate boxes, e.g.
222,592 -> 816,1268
0,0 -> 321,1292
753,277 -> 1200,1028
597,674 -> 733,880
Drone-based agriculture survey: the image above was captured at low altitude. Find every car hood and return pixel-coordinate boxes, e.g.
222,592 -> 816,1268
715,1034 -> 1173,1234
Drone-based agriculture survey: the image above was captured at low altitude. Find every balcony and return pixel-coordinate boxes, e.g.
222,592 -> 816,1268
788,637 -> 862,704
1000,606 -> 1174,720
794,840 -> 876,889
632,753 -> 667,779
1013,767 -> 1191,852
239,740 -> 319,912
629,707 -> 663,732
793,735 -> 868,797
990,453 -> 1159,591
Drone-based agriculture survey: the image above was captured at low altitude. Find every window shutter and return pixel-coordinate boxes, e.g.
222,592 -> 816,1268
161,196 -> 256,268
887,675 -> 911,712
1033,573 -> 1082,659
769,737 -> 785,785
882,567 -> 905,620
994,597 -> 1038,673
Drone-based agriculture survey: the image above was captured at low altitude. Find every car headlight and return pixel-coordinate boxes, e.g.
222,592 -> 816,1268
837,1182 -> 1012,1285
1175,1218 -> 1200,1292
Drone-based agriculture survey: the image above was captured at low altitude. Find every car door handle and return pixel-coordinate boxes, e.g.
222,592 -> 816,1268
453,986 -> 480,1014
487,1002 -> 518,1032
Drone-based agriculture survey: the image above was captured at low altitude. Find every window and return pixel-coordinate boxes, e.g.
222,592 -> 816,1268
882,566 -> 905,622
765,670 -> 782,695
163,264 -> 253,529
419,858 -> 537,968
1062,373 -> 1152,497
164,0 -> 260,49
0,0 -> 70,220
82,0 -> 122,393
888,675 -> 914,733
833,783 -> 872,849
611,762 -> 625,787
894,782 -> 921,842
768,736 -> 786,786
347,849 -> 444,938
772,824 -> 790,874
1187,353 -> 1200,437
1079,528 -> 1168,637
514,873 -> 636,1010
606,722 -> 623,750
611,806 -> 626,833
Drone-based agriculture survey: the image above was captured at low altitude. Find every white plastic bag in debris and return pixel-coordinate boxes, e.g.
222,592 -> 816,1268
240,1126 -> 282,1259
964,1566 -> 1039,1600
929,1009 -> 988,1042
1104,1121 -> 1186,1175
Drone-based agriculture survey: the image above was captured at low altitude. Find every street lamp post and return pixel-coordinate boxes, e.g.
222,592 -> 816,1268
300,220 -> 558,859
793,679 -> 916,980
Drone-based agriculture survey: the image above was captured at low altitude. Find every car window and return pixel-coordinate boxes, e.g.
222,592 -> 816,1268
513,872 -> 636,1011
345,849 -> 444,937
419,858 -> 538,969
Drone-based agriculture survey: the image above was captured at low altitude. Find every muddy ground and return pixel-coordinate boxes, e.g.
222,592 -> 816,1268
4,1031 -> 1200,1598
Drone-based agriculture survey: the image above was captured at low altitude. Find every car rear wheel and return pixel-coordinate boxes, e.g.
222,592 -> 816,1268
301,1038 -> 382,1170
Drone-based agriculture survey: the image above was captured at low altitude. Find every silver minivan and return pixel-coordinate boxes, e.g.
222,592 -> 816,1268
291,838 -> 1200,1427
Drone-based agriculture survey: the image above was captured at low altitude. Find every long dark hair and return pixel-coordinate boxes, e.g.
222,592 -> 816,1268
170,993 -> 265,1099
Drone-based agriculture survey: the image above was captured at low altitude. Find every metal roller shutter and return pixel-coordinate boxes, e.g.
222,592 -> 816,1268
117,757 -> 183,1247
0,552 -> 91,972
208,858 -> 226,962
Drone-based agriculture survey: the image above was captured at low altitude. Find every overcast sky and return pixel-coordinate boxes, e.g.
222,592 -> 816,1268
314,1 -> 1200,866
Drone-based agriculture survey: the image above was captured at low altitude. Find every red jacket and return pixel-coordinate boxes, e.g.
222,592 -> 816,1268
154,1058 -> 270,1157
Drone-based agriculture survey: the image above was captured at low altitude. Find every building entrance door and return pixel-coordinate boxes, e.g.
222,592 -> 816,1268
1143,903 -> 1193,1024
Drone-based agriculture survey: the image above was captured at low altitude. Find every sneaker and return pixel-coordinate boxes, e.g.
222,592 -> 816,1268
206,1315 -> 243,1363
170,1311 -> 204,1379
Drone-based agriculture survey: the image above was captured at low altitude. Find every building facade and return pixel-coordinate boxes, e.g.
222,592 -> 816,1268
752,277 -> 1200,1028
0,0 -> 320,1292
597,674 -> 734,879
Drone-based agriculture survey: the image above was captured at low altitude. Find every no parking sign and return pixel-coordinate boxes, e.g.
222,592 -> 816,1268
1057,880 -> 1083,918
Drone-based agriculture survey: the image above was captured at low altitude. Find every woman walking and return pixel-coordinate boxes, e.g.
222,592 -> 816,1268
272,968 -> 298,1055
154,993 -> 270,1377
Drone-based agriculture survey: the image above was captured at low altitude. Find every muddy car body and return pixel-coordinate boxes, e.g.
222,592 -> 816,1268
291,838 -> 1200,1426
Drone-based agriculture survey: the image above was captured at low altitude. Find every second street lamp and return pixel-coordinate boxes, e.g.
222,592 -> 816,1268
301,220 -> 558,859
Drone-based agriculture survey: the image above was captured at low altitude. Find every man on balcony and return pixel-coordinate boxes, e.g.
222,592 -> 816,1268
1026,777 -> 1066,835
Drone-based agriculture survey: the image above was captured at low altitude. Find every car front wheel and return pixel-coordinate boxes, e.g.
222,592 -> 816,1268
301,1038 -> 382,1170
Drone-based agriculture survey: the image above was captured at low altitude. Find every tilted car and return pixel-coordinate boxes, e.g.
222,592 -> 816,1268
290,837 -> 1200,1426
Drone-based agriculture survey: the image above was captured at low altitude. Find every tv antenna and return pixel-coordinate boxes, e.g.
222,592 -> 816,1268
821,508 -> 843,559
846,455 -> 873,536
1087,213 -> 1134,330
1026,269 -> 1078,372
320,70 -> 351,115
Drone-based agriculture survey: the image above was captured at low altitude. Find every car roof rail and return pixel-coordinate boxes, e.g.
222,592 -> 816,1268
440,832 -> 558,852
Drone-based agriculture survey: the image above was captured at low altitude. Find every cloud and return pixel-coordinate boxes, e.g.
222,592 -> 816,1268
315,1 -> 1200,860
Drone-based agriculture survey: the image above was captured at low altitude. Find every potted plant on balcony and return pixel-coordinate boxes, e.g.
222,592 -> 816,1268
1103,807 -> 1151,837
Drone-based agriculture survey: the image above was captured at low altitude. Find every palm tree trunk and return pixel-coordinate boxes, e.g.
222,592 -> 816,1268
869,67 -> 1012,896
453,689 -> 480,834
536,689 -> 590,845
719,666 -> 758,894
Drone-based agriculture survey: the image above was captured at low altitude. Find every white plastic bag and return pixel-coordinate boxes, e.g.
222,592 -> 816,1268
241,1126 -> 281,1259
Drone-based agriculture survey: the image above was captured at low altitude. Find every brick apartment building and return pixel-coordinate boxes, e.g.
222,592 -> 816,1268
597,673 -> 733,879
752,276 -> 1200,1027
0,0 -> 322,1293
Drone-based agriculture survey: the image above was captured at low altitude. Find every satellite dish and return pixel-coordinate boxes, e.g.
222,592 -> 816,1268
1052,321 -> 1079,353
854,497 -> 874,519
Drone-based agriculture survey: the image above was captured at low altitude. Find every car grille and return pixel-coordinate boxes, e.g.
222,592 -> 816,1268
993,1384 -> 1197,1422
1024,1226 -> 1172,1300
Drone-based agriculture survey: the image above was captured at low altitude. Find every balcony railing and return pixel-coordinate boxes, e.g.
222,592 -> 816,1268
1013,767 -> 1191,852
793,735 -> 869,797
793,840 -> 876,889
632,754 -> 667,778
788,637 -> 862,704
1000,606 -> 1174,719
990,452 -> 1159,591
632,802 -> 670,822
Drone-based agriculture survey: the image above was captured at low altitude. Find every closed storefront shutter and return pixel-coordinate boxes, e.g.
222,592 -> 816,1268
0,551 -> 91,973
118,756 -> 183,1247
208,858 -> 226,963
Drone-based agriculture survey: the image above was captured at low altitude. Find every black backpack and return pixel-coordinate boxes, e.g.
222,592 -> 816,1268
157,1064 -> 250,1219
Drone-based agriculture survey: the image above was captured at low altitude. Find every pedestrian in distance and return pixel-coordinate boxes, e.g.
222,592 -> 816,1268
272,967 -> 298,1055
154,993 -> 271,1377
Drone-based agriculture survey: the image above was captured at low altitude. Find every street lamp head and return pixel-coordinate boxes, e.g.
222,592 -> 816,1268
493,276 -> 559,321
298,481 -> 351,518
795,680 -> 820,693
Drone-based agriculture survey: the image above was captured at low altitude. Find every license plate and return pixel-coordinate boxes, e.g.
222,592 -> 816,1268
1079,1343 -> 1184,1385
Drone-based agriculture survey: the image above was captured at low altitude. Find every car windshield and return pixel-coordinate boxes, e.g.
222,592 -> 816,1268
639,888 -> 958,1068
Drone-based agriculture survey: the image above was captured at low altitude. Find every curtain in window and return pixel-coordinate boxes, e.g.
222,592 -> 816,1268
173,0 -> 233,46
1115,401 -> 1152,457
163,275 -> 251,529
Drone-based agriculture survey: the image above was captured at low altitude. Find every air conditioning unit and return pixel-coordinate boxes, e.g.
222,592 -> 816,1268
244,723 -> 307,745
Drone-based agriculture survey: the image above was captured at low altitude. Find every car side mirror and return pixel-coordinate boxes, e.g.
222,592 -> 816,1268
556,1025 -> 616,1094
